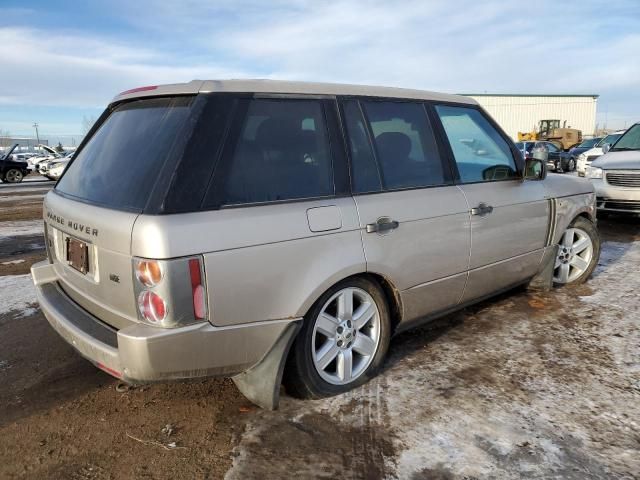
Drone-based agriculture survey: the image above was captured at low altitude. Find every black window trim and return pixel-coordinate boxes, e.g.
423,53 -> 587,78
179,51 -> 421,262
428,100 -> 525,186
336,96 -> 455,197
201,94 -> 347,211
55,94 -> 203,215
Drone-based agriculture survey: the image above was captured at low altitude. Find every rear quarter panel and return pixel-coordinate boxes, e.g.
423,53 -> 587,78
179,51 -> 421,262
131,197 -> 366,327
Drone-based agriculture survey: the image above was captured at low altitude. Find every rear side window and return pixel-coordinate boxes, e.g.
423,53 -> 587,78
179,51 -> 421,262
435,105 -> 518,183
217,99 -> 334,205
343,100 -> 446,192
56,97 -> 193,211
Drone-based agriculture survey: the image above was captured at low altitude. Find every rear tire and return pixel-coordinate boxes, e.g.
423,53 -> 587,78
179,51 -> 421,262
553,216 -> 600,285
284,277 -> 391,399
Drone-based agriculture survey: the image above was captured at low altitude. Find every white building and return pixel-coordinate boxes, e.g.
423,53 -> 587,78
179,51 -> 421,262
463,94 -> 598,141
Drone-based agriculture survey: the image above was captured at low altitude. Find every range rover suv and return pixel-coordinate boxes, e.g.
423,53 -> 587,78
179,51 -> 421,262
31,80 -> 600,408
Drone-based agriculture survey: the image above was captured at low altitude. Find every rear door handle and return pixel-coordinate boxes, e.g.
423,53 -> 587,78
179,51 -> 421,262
471,203 -> 494,216
366,217 -> 399,233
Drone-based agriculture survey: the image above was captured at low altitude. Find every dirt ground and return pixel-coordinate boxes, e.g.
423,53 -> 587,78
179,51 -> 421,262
0,179 -> 638,479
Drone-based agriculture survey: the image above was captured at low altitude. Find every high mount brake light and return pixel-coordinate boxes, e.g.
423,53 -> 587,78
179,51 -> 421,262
119,85 -> 158,96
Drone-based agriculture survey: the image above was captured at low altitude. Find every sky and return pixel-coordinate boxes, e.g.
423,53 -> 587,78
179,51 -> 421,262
1,0 -> 639,142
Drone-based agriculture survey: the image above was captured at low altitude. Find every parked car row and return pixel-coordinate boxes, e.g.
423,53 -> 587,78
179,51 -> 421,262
515,140 -> 575,173
38,151 -> 74,180
0,144 -> 31,183
0,143 -> 74,182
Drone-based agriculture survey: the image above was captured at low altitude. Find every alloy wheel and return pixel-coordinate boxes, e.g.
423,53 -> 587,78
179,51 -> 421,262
311,287 -> 381,385
554,227 -> 594,284
5,169 -> 23,183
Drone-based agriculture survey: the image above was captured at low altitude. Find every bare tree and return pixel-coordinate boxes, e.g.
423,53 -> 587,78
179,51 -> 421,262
0,129 -> 12,149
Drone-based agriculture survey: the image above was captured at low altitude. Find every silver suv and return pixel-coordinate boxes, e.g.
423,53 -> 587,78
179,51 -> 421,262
31,80 -> 601,409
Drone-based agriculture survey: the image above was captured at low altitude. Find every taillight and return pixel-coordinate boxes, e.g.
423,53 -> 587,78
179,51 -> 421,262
189,258 -> 206,319
135,259 -> 163,287
133,256 -> 207,328
138,291 -> 167,323
119,85 -> 158,96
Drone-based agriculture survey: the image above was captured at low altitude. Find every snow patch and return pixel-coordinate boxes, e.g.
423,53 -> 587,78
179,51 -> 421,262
0,220 -> 44,238
227,239 -> 640,479
0,274 -> 37,318
0,194 -> 45,202
1,259 -> 25,265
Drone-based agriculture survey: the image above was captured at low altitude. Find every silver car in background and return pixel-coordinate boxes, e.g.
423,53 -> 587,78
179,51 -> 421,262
576,130 -> 626,176
31,80 -> 601,409
585,122 -> 640,214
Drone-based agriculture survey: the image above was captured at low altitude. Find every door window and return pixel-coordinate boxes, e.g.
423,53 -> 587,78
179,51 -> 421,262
341,100 -> 382,193
343,100 -> 446,192
216,99 -> 334,205
435,105 -> 518,183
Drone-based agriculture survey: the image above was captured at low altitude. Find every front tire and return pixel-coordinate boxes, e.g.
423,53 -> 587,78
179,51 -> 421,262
4,168 -> 23,183
553,217 -> 600,285
284,277 -> 391,399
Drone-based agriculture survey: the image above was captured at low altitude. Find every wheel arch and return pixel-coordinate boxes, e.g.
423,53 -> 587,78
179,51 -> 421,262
295,269 -> 403,333
552,195 -> 597,246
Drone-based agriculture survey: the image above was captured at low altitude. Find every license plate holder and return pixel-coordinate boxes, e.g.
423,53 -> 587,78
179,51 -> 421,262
66,237 -> 89,274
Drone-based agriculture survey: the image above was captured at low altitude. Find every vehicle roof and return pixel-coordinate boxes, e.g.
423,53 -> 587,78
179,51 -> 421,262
111,79 -> 477,105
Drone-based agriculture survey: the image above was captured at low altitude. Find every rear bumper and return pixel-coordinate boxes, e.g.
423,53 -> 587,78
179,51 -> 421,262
31,261 -> 300,382
592,179 -> 640,213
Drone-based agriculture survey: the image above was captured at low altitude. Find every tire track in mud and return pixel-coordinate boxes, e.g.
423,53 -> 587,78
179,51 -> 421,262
225,378 -> 397,480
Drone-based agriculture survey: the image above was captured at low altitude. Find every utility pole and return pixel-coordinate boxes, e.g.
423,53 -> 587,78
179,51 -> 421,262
33,122 -> 40,148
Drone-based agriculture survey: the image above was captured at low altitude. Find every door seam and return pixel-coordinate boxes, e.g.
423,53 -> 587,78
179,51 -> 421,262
455,185 -> 472,305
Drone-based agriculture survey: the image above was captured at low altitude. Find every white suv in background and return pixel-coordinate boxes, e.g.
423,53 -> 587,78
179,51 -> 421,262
577,130 -> 626,176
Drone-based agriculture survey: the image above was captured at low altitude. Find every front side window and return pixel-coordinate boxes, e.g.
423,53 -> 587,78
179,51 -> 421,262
435,105 -> 518,183
219,99 -> 334,205
343,100 -> 446,192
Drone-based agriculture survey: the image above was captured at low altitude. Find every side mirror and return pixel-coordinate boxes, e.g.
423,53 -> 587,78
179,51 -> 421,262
601,143 -> 611,154
523,158 -> 546,181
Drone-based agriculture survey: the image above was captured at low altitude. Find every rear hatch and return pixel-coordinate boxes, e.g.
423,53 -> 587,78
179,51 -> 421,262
47,95 -> 198,329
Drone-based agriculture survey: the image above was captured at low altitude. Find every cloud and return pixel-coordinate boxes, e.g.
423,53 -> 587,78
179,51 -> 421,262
1,0 -> 639,130
0,27 -> 248,108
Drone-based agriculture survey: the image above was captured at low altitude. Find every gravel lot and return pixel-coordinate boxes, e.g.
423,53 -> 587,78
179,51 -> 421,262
0,178 -> 638,479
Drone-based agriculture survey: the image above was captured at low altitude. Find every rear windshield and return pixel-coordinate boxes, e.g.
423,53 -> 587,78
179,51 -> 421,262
56,97 -> 194,211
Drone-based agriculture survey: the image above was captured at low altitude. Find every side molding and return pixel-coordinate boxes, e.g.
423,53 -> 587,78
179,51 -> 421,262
232,321 -> 301,410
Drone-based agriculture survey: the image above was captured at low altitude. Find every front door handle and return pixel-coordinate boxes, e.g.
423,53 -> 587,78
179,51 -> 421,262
366,217 -> 399,233
471,203 -> 494,216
